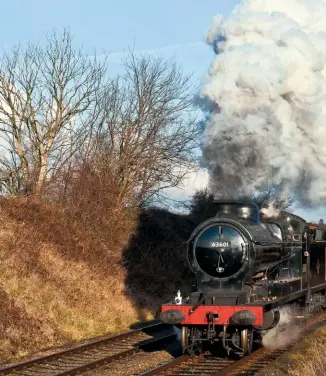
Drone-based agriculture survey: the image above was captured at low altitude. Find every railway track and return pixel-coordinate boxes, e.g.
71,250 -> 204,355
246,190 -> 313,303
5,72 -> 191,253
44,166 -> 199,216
0,321 -> 176,376
138,311 -> 326,376
1,312 -> 325,376
138,354 -> 235,376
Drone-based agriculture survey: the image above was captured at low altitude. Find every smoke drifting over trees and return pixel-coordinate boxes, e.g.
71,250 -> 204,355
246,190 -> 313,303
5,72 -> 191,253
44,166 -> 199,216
200,0 -> 326,208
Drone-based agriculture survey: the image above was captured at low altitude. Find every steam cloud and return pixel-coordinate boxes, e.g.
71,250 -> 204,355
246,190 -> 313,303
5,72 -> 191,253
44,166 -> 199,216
262,306 -> 301,350
200,0 -> 326,207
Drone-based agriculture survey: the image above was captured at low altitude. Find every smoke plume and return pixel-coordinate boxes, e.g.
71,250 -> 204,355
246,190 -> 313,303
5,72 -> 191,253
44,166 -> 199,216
201,0 -> 326,206
262,306 -> 301,350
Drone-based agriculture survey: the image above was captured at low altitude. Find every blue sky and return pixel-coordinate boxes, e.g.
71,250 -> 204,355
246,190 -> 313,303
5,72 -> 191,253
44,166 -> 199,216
1,0 -> 238,51
1,0 -> 325,221
0,0 -> 239,79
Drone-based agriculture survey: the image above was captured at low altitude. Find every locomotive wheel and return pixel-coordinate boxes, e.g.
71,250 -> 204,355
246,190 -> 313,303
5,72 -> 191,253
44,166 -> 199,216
240,328 -> 253,354
181,326 -> 190,354
181,326 -> 202,354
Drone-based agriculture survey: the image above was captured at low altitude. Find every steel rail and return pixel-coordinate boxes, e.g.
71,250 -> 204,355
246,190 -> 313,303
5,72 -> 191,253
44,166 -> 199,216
0,321 -> 175,376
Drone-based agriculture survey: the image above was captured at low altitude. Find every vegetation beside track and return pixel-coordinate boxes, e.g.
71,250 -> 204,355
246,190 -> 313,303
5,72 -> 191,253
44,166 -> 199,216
258,327 -> 326,376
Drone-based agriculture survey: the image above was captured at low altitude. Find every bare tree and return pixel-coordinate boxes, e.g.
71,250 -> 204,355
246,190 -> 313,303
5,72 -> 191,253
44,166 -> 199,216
79,51 -> 199,208
0,29 -> 108,195
187,188 -> 217,223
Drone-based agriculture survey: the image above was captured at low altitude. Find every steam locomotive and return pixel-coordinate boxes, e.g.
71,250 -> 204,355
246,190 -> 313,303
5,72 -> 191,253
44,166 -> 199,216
160,201 -> 326,355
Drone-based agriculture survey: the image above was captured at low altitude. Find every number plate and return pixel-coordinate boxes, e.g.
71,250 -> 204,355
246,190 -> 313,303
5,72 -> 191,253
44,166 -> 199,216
211,241 -> 231,248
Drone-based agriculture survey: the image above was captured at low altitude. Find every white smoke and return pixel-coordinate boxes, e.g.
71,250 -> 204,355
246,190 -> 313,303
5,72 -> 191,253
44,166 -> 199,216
260,188 -> 291,217
260,203 -> 282,218
200,0 -> 326,207
262,306 -> 302,350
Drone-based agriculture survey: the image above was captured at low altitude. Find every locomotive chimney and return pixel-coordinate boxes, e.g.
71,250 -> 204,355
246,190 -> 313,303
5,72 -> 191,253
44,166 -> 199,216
214,201 -> 260,224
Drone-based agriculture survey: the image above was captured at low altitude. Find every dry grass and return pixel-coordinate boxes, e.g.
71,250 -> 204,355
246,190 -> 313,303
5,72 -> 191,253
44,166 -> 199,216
0,196 -> 154,361
0,183 -> 194,362
259,327 -> 326,376
0,166 -> 197,362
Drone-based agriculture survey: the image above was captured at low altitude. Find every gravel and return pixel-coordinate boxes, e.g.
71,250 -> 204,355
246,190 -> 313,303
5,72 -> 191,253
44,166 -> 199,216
81,342 -> 180,376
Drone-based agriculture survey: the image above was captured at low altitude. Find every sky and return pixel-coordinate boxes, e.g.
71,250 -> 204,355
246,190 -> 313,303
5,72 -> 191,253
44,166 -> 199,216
0,0 -> 325,221
0,0 -> 238,79
0,0 -> 239,51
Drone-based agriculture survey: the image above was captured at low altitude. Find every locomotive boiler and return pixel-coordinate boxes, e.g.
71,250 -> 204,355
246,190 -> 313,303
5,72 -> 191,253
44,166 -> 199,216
188,202 -> 287,291
160,201 -> 326,355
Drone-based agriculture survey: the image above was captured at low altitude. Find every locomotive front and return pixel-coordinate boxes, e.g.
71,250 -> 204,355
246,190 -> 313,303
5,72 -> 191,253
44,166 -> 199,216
188,202 -> 285,292
160,202 -> 287,354
192,222 -> 249,281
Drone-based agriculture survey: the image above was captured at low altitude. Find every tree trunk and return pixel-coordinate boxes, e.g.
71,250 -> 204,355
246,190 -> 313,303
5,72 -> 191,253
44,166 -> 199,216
35,149 -> 48,195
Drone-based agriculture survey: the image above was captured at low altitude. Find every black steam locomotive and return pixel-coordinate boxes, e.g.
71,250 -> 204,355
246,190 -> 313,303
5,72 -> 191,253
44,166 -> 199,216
160,201 -> 326,355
